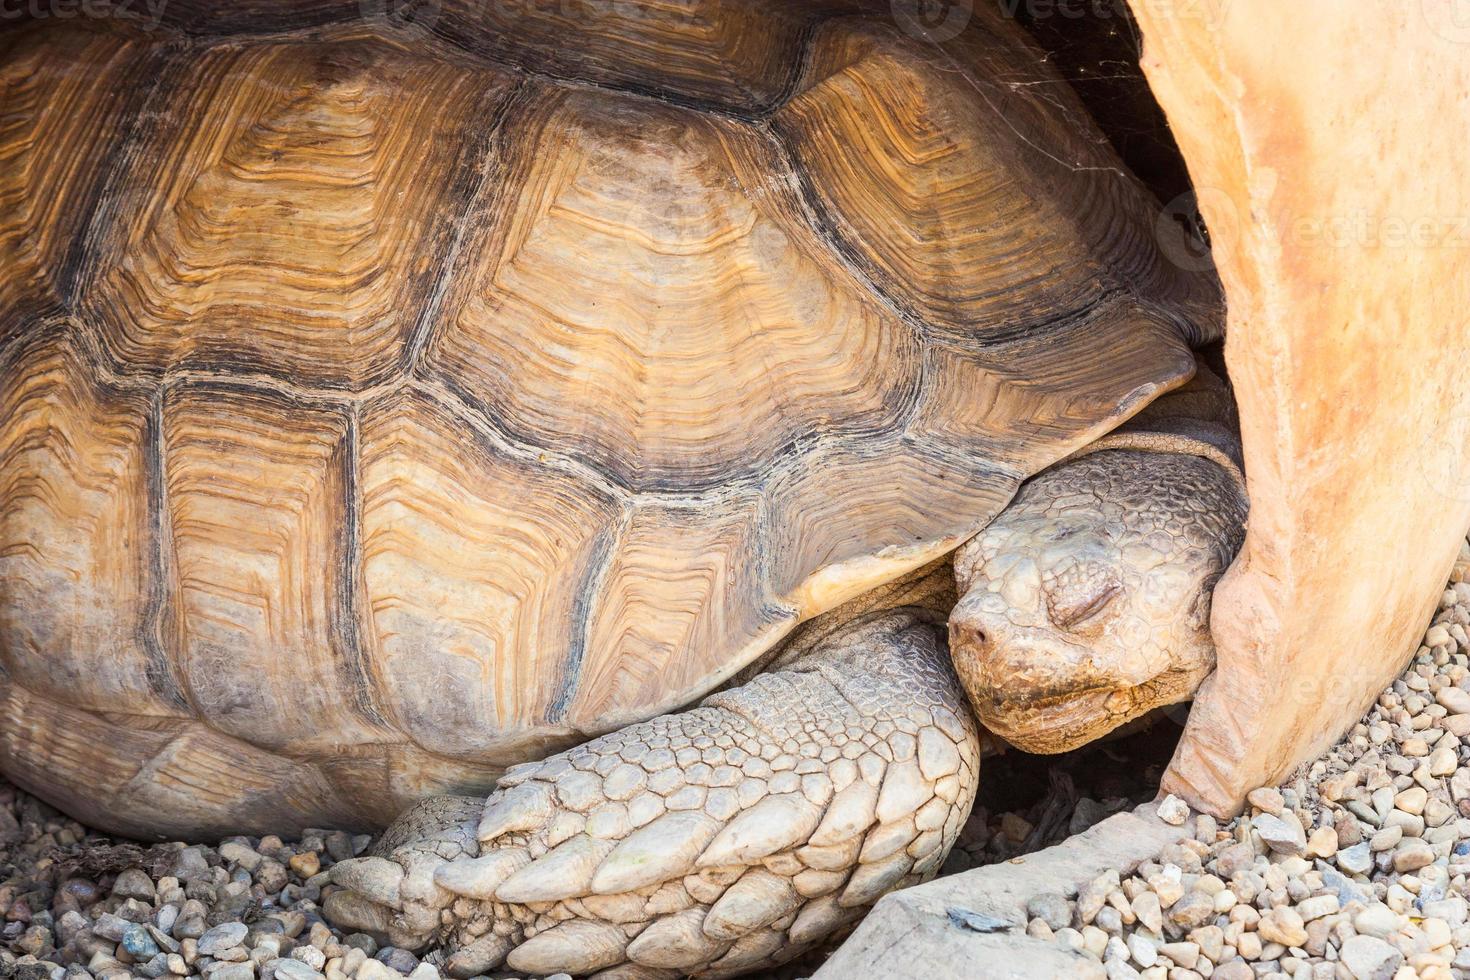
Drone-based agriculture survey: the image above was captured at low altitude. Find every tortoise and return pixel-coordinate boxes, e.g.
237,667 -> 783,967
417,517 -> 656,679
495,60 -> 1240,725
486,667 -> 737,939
319,372 -> 1246,977
0,0 -> 1246,974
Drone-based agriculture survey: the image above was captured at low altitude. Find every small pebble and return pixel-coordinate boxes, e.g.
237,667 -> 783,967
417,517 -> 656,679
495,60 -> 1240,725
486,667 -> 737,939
112,869 -> 156,903
286,853 -> 319,880
1254,810 -> 1308,856
1339,934 -> 1404,979
1392,837 -> 1435,872
1156,795 -> 1189,826
1026,893 -> 1071,932
1246,787 -> 1284,815
198,924 -> 249,958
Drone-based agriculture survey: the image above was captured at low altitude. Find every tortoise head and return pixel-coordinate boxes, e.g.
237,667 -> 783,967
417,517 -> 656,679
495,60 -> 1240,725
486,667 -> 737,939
947,448 -> 1247,754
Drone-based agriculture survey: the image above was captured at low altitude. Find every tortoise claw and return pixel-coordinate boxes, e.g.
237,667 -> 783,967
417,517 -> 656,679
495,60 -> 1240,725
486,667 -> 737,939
321,889 -> 394,935
328,856 -> 404,909
433,848 -> 532,899
477,781 -> 555,843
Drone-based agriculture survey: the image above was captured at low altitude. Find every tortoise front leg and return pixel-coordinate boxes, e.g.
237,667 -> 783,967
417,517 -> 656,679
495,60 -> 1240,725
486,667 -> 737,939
324,609 -> 980,978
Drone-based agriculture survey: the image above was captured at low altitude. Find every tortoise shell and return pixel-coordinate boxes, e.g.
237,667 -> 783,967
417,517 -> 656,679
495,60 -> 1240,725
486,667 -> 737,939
0,0 -> 1218,837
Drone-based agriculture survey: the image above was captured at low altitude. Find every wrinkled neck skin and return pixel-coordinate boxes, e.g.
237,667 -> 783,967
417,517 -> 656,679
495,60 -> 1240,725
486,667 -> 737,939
948,447 -> 1247,754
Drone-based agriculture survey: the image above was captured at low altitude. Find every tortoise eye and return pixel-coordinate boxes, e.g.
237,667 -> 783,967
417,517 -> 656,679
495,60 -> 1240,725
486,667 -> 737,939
1055,584 -> 1122,629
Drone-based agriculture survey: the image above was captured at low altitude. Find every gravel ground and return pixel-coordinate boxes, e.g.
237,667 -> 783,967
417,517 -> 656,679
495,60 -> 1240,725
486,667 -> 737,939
2,534 -> 1467,980
0,728 -> 1162,980
0,712 -> 1166,980
945,718 -> 1180,874
1027,535 -> 1470,979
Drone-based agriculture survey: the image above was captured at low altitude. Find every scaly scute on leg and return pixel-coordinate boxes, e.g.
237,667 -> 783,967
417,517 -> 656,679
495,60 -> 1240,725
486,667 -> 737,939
325,609 -> 980,977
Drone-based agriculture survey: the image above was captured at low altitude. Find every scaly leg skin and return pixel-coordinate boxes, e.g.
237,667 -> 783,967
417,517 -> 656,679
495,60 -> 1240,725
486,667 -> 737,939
325,609 -> 980,978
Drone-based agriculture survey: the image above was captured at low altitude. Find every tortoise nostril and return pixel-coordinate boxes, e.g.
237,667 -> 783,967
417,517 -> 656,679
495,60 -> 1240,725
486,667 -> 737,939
952,620 -> 987,650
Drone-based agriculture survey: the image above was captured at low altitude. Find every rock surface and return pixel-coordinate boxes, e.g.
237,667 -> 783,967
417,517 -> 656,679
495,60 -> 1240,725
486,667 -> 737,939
1135,0 -> 1470,819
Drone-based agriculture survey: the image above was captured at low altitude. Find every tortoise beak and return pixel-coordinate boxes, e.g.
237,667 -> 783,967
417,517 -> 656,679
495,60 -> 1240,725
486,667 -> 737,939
948,601 -> 1147,754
